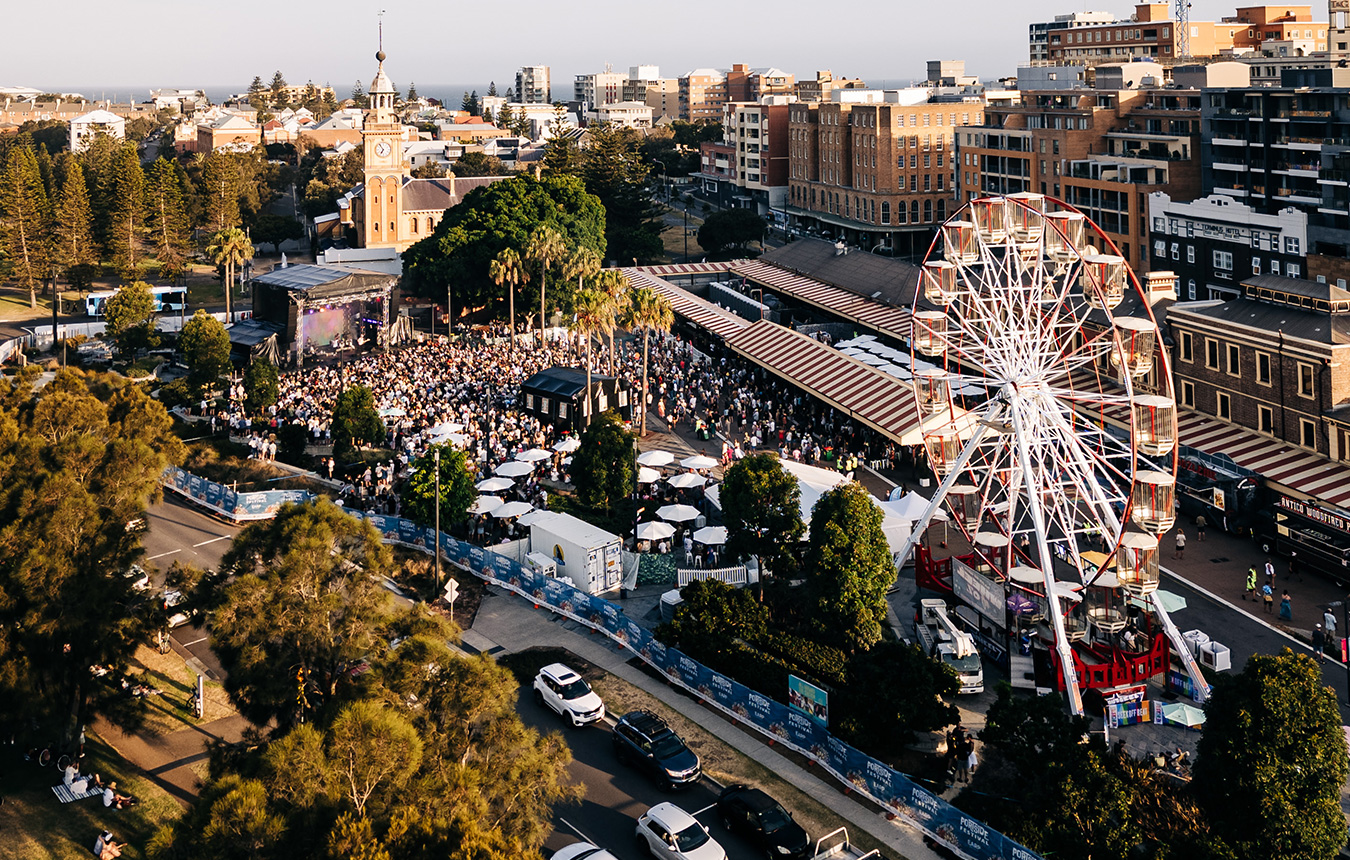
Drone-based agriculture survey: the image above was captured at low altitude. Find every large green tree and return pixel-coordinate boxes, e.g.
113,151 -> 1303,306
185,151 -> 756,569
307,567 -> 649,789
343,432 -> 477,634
211,500 -> 394,727
837,642 -> 956,749
244,359 -> 280,413
53,159 -> 97,283
698,208 -> 766,256
252,213 -> 304,253
0,139 -> 52,307
0,368 -> 184,746
402,174 -> 605,312
1193,650 -> 1348,860
721,453 -> 804,580
331,385 -> 384,460
804,482 -> 894,652
180,310 -> 232,391
524,224 -> 567,342
581,122 -> 663,265
207,226 -> 254,321
103,141 -> 145,278
144,156 -> 191,279
103,280 -> 160,357
572,409 -> 634,514
400,443 -> 477,530
625,286 -> 673,438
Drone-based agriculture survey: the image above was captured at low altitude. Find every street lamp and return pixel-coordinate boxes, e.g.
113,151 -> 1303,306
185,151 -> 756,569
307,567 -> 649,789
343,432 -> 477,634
433,447 -> 441,594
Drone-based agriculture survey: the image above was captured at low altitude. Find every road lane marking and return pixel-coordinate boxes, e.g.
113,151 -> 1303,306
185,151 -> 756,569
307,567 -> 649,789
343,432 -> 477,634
556,816 -> 594,843
148,550 -> 180,560
193,536 -> 231,547
179,636 -> 210,647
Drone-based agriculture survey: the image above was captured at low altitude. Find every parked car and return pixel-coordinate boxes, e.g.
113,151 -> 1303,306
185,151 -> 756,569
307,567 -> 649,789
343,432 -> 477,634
551,842 -> 620,860
122,564 -> 150,592
533,663 -> 605,727
163,590 -> 194,628
613,710 -> 701,790
716,784 -> 810,859
635,802 -> 726,860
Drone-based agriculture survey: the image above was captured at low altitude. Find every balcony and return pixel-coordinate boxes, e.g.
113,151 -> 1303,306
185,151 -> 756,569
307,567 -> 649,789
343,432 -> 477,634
1292,109 -> 1334,119
1211,108 -> 1258,118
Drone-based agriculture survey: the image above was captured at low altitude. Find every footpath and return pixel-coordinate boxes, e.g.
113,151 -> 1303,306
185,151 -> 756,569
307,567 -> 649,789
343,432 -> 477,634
92,714 -> 251,808
463,588 -> 945,860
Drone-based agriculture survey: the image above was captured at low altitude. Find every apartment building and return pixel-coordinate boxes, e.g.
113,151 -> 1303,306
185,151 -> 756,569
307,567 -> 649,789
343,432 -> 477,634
956,61 -> 1207,271
1228,5 -> 1327,52
787,89 -> 983,254
794,70 -> 867,102
515,65 -> 551,104
679,69 -> 727,121
1148,191 -> 1308,301
624,76 -> 679,119
1034,3 -> 1235,66
698,100 -> 790,212
69,109 -> 125,152
1169,275 -> 1350,459
574,69 -> 626,109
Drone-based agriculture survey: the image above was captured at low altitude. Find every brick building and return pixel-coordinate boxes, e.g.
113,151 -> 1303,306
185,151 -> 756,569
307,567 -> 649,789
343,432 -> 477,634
697,100 -> 790,213
787,89 -> 982,254
679,69 -> 726,121
957,62 -> 1205,271
1168,274 -> 1350,460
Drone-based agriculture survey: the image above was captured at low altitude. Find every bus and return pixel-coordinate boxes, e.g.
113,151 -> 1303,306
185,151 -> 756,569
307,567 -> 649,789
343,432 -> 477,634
85,286 -> 187,317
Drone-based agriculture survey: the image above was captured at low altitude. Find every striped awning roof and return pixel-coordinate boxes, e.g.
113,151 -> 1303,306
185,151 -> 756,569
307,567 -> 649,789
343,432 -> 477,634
725,319 -> 920,442
632,261 -> 742,277
730,259 -> 913,340
623,268 -> 749,341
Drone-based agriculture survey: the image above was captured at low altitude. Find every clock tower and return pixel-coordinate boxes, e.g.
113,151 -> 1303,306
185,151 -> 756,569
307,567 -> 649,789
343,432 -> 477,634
360,47 -> 409,249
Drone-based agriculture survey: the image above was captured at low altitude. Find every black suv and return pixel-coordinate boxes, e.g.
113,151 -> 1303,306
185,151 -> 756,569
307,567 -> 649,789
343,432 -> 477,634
717,784 -> 811,860
611,710 -> 701,790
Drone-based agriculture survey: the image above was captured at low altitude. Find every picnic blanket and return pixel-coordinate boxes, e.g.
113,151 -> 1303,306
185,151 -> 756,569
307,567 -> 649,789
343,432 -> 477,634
52,782 -> 102,803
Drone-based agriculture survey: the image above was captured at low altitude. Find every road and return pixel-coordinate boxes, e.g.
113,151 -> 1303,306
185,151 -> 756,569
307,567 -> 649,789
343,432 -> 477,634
520,689 -> 775,860
141,493 -> 240,679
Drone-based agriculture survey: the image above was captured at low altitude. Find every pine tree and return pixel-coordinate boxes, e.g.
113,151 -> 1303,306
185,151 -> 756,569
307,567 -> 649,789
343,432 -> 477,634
198,152 -> 241,232
469,90 -> 480,116
247,75 -> 268,111
0,140 -> 52,308
460,91 -> 472,113
351,80 -> 367,109
34,144 -> 53,201
488,81 -> 497,97
270,70 -> 288,106
496,104 -> 514,133
54,159 -> 96,279
79,131 -> 117,251
407,81 -> 419,102
103,141 -> 145,279
144,157 -> 190,280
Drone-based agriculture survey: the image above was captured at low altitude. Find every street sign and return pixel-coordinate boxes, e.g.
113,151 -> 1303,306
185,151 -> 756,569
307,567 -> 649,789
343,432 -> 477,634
444,578 -> 459,603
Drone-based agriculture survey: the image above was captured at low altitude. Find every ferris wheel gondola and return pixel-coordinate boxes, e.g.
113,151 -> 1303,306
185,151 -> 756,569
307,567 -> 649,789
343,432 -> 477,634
894,193 -> 1210,715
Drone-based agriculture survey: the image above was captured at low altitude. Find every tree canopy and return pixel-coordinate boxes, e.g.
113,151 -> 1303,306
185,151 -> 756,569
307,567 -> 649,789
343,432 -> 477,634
400,443 -> 478,529
331,385 -> 384,461
721,453 -> 804,579
0,368 -> 184,745
244,359 -> 280,413
804,482 -> 894,652
402,174 -> 605,315
103,280 -> 161,357
179,310 -> 232,391
572,409 -> 635,514
698,208 -> 766,256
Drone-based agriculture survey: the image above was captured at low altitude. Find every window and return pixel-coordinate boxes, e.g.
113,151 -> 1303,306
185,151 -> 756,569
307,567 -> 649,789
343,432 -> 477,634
923,199 -> 933,222
1216,392 -> 1231,420
1298,362 -> 1315,398
1252,256 -> 1262,275
1284,235 -> 1301,254
1180,380 -> 1195,407
1301,418 -> 1317,450
1179,331 -> 1193,362
1187,245 -> 1195,264
1226,344 -> 1240,376
525,393 -> 535,409
1205,338 -> 1220,369
1287,263 -> 1301,279
1171,242 -> 1179,260
1258,405 -> 1274,434
1154,240 -> 1166,257
881,201 -> 890,224
1270,259 -> 1280,275
558,403 -> 569,418
1256,351 -> 1271,385
1186,279 -> 1196,300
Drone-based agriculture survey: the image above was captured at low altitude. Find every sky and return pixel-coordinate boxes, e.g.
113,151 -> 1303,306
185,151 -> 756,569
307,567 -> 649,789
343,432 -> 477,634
10,0 -> 1251,99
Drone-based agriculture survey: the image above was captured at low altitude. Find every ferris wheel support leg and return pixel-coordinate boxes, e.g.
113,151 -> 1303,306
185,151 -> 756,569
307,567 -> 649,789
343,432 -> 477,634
890,420 -> 996,582
1010,405 -> 1086,716
1150,589 -> 1212,703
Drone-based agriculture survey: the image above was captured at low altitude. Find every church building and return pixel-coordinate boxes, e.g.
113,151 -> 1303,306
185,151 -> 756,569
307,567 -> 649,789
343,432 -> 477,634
344,48 -> 510,252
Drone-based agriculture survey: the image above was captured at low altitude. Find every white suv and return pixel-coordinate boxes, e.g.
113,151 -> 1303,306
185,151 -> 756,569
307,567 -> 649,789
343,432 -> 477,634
636,802 -> 727,860
532,662 -> 605,727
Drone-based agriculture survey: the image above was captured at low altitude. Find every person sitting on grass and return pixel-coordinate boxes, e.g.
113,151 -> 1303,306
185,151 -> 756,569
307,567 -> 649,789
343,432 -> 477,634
102,781 -> 135,810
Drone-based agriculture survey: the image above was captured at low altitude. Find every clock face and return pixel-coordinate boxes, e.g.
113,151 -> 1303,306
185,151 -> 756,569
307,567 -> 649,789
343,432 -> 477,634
375,141 -> 391,157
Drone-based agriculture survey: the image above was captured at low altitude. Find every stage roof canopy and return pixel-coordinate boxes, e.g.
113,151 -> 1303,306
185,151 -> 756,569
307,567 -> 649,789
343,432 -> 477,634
253,264 -> 396,300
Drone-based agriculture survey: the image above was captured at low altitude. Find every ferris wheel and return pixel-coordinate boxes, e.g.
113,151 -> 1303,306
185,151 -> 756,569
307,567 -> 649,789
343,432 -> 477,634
896,193 -> 1209,715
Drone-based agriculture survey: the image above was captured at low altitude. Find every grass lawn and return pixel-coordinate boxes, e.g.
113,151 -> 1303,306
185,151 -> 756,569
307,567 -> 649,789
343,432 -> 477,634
661,211 -> 703,263
0,736 -> 183,860
122,644 -> 236,737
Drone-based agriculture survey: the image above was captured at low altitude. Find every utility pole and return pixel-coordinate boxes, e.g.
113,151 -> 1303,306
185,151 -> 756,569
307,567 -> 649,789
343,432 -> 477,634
433,447 -> 441,593
49,266 -> 59,364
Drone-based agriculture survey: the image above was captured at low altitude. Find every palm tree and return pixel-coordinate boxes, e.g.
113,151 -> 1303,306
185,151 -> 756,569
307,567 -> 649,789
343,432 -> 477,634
571,287 -> 615,426
525,225 -> 567,346
593,269 -> 630,375
625,287 -> 673,438
488,247 -> 525,352
206,227 -> 254,322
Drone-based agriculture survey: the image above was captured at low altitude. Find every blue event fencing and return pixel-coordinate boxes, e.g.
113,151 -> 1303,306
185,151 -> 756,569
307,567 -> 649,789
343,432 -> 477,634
162,470 -> 1041,860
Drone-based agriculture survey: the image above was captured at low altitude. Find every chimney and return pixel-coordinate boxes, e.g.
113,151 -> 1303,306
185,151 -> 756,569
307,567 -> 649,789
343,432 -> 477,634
1144,270 -> 1178,305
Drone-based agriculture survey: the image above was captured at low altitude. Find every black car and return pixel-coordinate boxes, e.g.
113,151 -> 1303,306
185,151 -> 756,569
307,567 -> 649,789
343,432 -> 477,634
717,784 -> 811,860
611,710 -> 701,790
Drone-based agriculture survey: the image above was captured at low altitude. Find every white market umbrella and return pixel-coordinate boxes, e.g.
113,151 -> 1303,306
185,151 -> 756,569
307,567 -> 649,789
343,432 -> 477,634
494,460 -> 535,478
554,437 -> 581,453
666,472 -> 707,489
476,477 -> 514,492
839,347 -> 866,357
657,504 -> 701,523
445,433 -> 469,447
470,495 -> 503,515
492,501 -> 534,519
692,526 -> 728,545
637,450 -> 676,467
681,454 -> 719,470
517,509 -> 553,527
636,521 -> 676,541
516,448 -> 552,462
637,466 -> 662,484
884,492 -> 948,522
